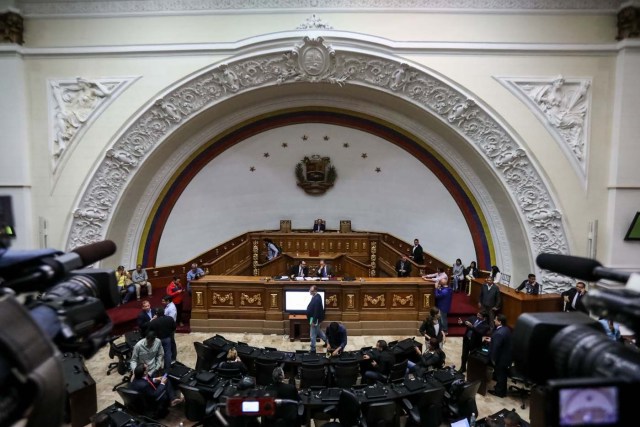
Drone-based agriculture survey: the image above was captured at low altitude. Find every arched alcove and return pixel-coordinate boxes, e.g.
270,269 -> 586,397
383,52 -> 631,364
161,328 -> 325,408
66,35 -> 571,290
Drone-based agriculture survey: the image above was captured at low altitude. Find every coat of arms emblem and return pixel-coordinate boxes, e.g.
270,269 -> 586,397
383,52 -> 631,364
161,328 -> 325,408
295,155 -> 337,195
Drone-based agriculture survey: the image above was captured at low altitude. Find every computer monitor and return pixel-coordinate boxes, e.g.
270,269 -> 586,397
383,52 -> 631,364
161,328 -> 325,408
284,289 -> 325,314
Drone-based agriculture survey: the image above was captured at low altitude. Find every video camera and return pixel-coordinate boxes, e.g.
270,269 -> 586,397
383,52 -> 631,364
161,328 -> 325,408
512,253 -> 640,427
0,225 -> 118,427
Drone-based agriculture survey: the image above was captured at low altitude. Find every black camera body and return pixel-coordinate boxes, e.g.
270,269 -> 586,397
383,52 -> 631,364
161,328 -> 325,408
514,310 -> 640,427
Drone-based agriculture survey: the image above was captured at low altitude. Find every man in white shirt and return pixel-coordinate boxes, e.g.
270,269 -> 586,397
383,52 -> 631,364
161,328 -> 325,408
422,267 -> 448,284
131,264 -> 152,301
162,295 -> 177,322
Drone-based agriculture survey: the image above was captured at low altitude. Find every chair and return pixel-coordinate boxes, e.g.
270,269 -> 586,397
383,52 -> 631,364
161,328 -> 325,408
255,359 -> 279,386
330,361 -> 360,387
216,365 -> 243,379
194,342 -> 223,371
446,380 -> 481,422
364,401 -> 398,427
385,359 -> 408,383
179,384 -> 217,423
401,386 -> 445,427
116,386 -> 168,420
508,365 -> 532,409
324,389 -> 367,427
299,363 -> 326,389
107,336 -> 133,391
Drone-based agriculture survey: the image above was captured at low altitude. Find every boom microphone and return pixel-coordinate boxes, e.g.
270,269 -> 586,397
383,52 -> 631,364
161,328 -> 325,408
536,253 -> 631,283
1,240 -> 117,291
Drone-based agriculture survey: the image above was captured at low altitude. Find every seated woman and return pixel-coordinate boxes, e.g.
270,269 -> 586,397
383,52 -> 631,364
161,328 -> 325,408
408,338 -> 446,373
116,265 -> 135,304
219,348 -> 248,375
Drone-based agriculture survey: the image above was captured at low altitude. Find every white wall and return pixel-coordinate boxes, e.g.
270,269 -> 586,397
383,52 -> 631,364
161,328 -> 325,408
156,123 -> 476,267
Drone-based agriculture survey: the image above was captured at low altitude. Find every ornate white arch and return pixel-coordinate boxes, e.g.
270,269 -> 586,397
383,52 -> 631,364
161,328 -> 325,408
66,35 -> 571,290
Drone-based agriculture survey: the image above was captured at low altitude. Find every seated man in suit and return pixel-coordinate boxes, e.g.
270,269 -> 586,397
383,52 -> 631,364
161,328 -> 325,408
395,254 -> 412,277
515,273 -> 540,295
316,259 -> 332,278
129,364 -> 183,407
290,260 -> 309,278
362,339 -> 396,383
312,218 -> 326,233
561,281 -> 588,313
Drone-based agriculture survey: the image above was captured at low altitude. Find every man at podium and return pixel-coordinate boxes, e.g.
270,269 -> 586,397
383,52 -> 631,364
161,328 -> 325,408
290,260 -> 309,278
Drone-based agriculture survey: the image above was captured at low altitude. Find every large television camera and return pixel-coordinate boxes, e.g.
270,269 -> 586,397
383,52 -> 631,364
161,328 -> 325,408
0,226 -> 118,427
513,253 -> 640,427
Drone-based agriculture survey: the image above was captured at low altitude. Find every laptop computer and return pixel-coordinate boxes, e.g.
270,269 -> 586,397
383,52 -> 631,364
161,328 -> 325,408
320,388 -> 343,402
451,418 -> 471,427
364,386 -> 387,399
302,353 -> 321,363
263,351 -> 285,360
404,378 -> 427,392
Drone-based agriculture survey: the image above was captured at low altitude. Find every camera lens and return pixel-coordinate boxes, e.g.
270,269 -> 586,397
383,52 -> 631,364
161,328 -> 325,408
551,324 -> 640,381
43,268 -> 119,308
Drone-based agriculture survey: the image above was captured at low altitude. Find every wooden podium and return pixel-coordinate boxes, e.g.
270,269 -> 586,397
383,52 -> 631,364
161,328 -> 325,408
289,314 -> 310,342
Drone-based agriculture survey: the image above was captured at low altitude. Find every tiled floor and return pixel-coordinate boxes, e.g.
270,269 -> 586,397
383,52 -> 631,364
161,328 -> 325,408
85,332 -> 530,426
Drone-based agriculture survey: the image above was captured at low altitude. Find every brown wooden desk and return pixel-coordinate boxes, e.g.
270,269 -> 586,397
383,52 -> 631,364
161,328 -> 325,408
289,314 -> 310,342
469,280 -> 562,327
191,276 -> 435,335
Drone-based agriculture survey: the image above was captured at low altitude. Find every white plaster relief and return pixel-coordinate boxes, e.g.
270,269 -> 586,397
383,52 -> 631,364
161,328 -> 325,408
496,75 -> 592,184
297,14 -> 333,30
20,0 -> 622,17
67,37 -> 570,291
48,76 -> 139,171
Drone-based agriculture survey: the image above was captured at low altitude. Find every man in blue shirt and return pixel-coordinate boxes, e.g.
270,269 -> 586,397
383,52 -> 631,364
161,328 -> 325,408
186,262 -> 204,295
435,278 -> 453,333
325,322 -> 347,356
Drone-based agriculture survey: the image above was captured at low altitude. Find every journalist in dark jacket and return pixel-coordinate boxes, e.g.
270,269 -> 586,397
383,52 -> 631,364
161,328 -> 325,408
147,307 -> 176,371
486,314 -> 512,398
459,311 -> 490,373
325,322 -> 348,356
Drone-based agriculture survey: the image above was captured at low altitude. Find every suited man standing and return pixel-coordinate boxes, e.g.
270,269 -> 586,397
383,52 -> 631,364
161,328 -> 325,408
290,260 -> 309,278
395,255 -> 412,277
478,277 -> 502,326
306,284 -> 327,353
410,239 -> 424,264
485,314 -> 512,398
458,311 -> 490,373
137,300 -> 154,335
561,281 -> 588,313
316,260 -> 332,278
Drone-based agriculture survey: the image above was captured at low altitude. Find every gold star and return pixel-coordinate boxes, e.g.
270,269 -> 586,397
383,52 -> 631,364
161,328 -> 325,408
375,167 -> 381,173
361,153 -> 368,159
263,153 -> 270,158
249,166 -> 256,172
281,142 -> 288,148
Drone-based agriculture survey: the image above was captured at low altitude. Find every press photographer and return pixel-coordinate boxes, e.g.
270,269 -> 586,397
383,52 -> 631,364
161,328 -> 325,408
512,253 -> 640,427
0,224 -> 118,427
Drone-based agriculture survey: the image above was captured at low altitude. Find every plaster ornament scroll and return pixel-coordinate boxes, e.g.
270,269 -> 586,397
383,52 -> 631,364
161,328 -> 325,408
48,77 -> 138,170
296,14 -> 333,30
68,37 -> 570,291
495,76 -> 592,183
